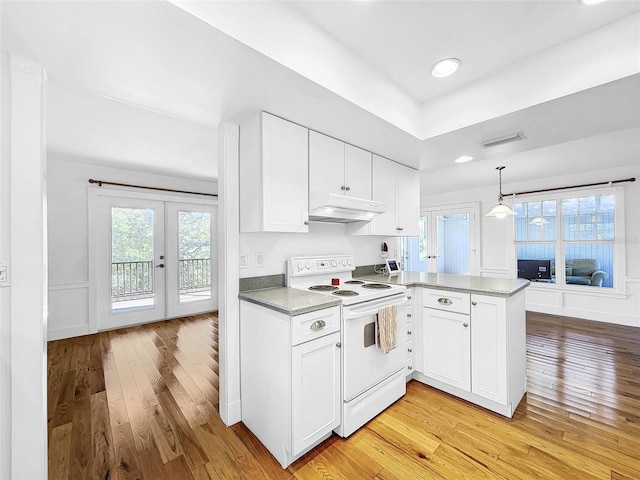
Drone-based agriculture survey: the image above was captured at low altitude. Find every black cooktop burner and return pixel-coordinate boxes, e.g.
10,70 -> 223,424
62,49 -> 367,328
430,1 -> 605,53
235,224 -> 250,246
344,280 -> 365,285
308,285 -> 339,291
361,283 -> 392,290
332,290 -> 359,297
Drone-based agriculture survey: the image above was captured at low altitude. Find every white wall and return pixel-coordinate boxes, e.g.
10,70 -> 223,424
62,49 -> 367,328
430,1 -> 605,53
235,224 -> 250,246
0,51 -> 12,480
47,156 -> 217,340
239,222 -> 396,279
1,53 -> 48,480
421,163 -> 640,327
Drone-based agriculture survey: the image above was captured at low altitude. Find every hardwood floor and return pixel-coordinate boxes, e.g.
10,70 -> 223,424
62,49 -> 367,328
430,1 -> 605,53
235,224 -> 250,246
47,311 -> 640,479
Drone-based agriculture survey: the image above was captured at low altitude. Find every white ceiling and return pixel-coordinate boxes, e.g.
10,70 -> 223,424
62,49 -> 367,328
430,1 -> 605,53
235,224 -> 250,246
2,0 -> 639,192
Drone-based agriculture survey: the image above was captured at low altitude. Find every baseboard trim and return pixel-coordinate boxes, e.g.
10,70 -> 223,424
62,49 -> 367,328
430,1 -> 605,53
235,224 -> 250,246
47,325 -> 89,341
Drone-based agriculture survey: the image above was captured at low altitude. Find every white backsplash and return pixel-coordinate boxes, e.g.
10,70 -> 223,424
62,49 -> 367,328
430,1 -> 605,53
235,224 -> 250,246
239,222 -> 397,278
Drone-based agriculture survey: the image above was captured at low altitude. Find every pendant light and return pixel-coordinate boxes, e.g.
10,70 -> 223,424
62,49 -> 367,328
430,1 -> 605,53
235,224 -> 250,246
486,166 -> 515,218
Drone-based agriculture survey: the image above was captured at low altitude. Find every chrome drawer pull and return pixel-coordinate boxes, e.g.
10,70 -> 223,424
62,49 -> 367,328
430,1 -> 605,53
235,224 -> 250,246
310,320 -> 326,331
437,297 -> 453,305
463,323 -> 469,328
407,330 -> 412,335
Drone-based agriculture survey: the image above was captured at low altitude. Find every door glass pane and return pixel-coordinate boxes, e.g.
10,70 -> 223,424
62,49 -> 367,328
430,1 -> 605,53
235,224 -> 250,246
436,213 -> 469,274
402,216 -> 428,271
111,207 -> 154,311
178,210 -> 212,303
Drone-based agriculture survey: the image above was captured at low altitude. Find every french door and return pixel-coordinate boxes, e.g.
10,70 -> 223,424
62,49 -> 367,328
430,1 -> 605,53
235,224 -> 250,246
403,204 -> 479,275
93,191 -> 217,331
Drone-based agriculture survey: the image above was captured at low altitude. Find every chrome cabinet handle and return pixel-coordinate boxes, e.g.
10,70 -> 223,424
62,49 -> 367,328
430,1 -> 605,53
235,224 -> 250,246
304,220 -> 309,225
336,342 -> 342,348
437,297 -> 452,305
407,295 -> 412,300
397,227 -> 404,231
408,348 -> 413,353
471,301 -> 477,306
407,313 -> 412,318
408,365 -> 413,370
407,330 -> 412,335
463,323 -> 469,328
345,186 -> 350,191
310,320 -> 326,331
341,186 -> 346,190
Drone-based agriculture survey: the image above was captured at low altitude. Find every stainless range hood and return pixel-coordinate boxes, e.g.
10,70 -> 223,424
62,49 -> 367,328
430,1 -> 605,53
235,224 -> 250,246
308,191 -> 385,223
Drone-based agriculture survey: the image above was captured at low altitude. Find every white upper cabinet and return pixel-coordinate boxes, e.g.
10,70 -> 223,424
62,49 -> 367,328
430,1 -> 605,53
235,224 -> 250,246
240,112 -> 309,233
355,155 -> 420,236
309,131 -> 372,200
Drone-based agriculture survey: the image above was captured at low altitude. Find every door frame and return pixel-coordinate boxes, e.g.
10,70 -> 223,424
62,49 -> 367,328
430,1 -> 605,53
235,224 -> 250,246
88,186 -> 218,334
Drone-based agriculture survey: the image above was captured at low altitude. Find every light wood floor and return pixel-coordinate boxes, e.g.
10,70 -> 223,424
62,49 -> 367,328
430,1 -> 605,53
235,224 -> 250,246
47,311 -> 640,479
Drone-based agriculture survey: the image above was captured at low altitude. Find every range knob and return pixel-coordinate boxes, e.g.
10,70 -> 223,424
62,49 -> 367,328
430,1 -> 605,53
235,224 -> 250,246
347,258 -> 352,266
297,261 -> 303,271
331,260 -> 337,267
305,262 -> 311,270
342,259 -> 347,266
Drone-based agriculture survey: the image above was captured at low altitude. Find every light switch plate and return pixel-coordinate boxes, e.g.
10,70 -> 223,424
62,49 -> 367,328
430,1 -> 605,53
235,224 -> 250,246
0,264 -> 8,284
256,252 -> 264,268
240,254 -> 247,269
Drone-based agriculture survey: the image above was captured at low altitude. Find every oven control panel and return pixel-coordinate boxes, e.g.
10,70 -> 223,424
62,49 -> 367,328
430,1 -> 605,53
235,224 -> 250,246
289,255 -> 355,276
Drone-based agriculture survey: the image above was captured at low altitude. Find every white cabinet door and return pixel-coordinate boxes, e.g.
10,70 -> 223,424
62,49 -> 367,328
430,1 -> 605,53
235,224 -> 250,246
371,154 -> 398,235
309,131 -> 344,196
262,113 -> 309,232
397,163 -> 420,236
470,294 -> 507,404
292,331 -> 341,455
344,144 -> 372,200
240,112 -> 309,233
422,307 -> 471,391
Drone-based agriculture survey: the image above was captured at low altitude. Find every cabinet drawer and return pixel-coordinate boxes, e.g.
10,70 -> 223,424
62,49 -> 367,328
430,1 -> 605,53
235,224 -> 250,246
423,288 -> 470,315
291,307 -> 340,346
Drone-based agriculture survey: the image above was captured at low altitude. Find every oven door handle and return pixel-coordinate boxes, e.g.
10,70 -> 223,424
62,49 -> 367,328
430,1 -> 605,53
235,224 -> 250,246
344,299 -> 408,320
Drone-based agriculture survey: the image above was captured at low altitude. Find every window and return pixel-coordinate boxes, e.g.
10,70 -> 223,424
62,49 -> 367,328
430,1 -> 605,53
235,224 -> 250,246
515,188 -> 622,289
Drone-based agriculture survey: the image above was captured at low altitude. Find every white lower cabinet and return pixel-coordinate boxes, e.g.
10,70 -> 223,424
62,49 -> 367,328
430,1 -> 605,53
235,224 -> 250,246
291,330 -> 341,454
240,301 -> 341,468
470,294 -> 507,404
422,308 -> 470,391
418,289 -> 526,417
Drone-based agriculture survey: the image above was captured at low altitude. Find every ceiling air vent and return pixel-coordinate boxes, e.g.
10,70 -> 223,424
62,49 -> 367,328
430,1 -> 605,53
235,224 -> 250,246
481,132 -> 526,148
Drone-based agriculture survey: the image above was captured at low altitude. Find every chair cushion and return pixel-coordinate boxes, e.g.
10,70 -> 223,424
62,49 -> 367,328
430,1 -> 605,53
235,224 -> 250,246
566,276 -> 591,285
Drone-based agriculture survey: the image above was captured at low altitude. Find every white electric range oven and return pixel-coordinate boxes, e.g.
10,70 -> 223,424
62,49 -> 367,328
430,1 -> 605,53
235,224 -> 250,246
287,255 -> 408,437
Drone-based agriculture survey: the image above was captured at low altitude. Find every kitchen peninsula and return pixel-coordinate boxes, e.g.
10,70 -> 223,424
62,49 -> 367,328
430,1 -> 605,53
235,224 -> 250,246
355,271 -> 530,418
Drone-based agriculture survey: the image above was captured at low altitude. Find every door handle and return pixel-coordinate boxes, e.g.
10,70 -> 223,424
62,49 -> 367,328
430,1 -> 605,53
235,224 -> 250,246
156,264 -> 165,268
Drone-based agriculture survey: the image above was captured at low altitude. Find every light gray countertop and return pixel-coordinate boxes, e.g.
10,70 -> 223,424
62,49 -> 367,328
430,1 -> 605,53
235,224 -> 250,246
238,287 -> 341,316
354,271 -> 529,297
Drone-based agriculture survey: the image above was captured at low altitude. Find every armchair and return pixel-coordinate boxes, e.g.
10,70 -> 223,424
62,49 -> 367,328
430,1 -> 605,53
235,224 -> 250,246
565,259 -> 608,286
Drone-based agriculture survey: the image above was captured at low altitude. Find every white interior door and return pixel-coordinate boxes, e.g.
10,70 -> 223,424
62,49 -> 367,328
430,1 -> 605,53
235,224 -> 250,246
165,202 -> 217,318
403,204 -> 479,275
96,196 -> 166,330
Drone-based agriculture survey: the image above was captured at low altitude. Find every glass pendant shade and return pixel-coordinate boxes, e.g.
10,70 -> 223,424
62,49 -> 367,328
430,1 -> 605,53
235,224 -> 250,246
486,166 -> 515,218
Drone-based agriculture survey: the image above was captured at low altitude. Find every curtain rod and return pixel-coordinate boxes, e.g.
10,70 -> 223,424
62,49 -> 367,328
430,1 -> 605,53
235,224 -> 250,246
505,177 -> 635,197
88,179 -> 217,197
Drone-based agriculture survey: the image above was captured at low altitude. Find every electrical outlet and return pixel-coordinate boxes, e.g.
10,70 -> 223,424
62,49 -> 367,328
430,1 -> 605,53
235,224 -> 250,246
256,251 -> 264,268
240,254 -> 247,269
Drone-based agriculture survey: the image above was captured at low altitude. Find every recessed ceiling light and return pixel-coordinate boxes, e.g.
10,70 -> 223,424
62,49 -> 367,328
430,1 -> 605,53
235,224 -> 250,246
431,58 -> 460,78
454,155 -> 474,163
579,0 -> 608,5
